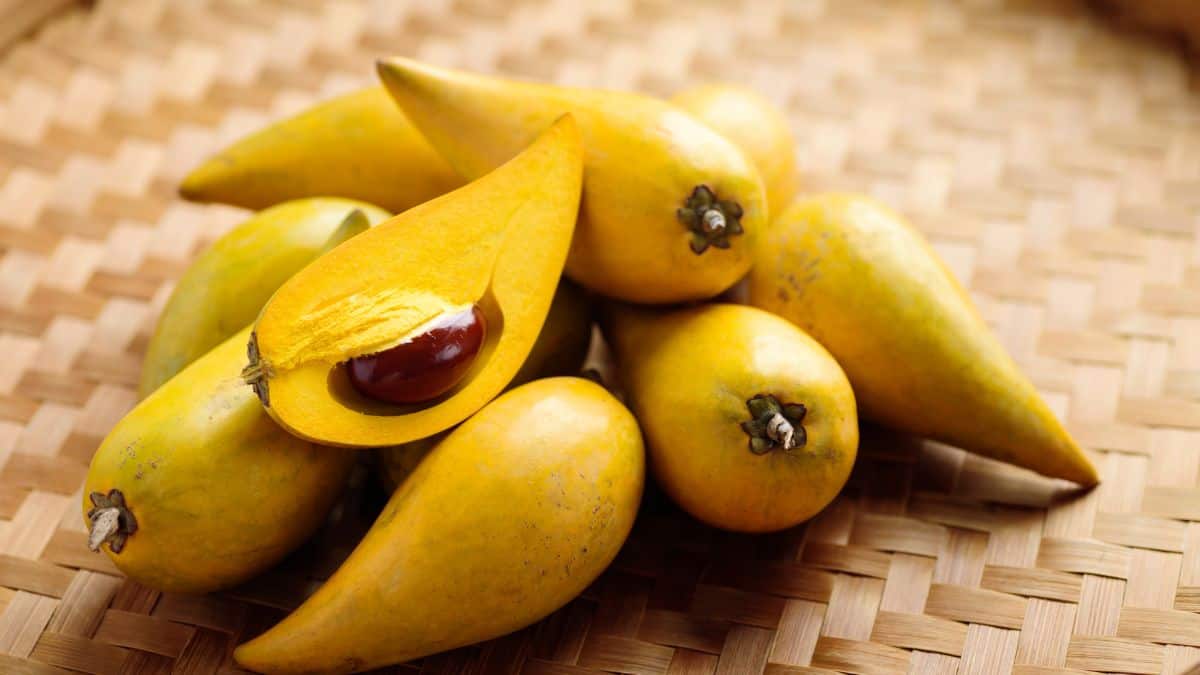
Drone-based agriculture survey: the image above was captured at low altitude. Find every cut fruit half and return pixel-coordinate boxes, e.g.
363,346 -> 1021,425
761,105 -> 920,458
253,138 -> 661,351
245,116 -> 584,446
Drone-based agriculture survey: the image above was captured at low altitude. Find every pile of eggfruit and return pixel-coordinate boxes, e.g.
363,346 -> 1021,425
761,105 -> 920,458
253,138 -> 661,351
83,59 -> 1099,673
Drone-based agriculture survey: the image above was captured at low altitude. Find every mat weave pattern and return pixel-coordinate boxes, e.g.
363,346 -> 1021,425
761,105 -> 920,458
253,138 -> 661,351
2,1 -> 1200,673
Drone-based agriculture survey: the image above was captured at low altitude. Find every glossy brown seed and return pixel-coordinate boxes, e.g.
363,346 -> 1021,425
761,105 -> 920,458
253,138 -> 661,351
348,306 -> 486,405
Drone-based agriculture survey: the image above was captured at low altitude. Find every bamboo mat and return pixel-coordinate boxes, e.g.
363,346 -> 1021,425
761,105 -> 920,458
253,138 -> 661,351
1,0 -> 1199,673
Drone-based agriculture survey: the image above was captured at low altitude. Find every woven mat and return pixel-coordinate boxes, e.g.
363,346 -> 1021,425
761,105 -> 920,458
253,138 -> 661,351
1,0 -> 1199,673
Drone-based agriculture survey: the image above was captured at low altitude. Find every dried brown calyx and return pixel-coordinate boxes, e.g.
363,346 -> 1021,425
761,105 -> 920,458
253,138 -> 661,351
242,332 -> 272,406
87,489 -> 138,553
740,394 -> 808,455
677,185 -> 745,254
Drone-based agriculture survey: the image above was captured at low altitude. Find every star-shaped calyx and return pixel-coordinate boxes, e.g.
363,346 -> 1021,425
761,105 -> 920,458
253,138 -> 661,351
677,185 -> 745,254
739,394 -> 808,455
87,489 -> 138,553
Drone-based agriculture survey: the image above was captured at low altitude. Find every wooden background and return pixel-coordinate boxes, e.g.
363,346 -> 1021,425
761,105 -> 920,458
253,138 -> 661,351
1,0 -> 1200,673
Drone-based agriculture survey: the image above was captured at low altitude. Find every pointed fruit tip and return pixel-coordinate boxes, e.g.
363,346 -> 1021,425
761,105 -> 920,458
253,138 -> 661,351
374,57 -> 408,92
374,56 -> 397,77
1040,437 -> 1100,487
231,640 -> 266,673
1070,459 -> 1101,488
375,56 -> 434,90
1059,433 -> 1101,487
177,166 -> 209,202
231,646 -> 251,672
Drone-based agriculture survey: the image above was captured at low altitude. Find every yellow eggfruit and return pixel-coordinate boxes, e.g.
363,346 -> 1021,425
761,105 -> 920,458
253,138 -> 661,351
605,303 -> 858,533
748,193 -> 1098,485
245,117 -> 583,447
234,377 -> 644,673
84,327 -> 356,593
139,198 -> 389,398
377,58 -> 767,304
179,87 -> 463,212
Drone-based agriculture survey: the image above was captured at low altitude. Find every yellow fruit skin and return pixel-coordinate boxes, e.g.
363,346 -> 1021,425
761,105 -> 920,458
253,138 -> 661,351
84,327 -> 356,593
374,279 -> 593,491
606,303 -> 857,533
251,117 -> 584,447
138,199 -> 390,398
672,84 -> 797,218
234,377 -> 644,673
748,194 -> 1098,485
377,58 -> 767,304
179,88 -> 464,212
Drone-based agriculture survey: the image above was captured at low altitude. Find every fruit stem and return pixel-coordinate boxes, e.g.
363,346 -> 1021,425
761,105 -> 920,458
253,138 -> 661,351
740,394 -> 807,454
243,332 -> 271,405
87,509 -> 120,551
86,489 -> 138,553
766,412 -> 796,450
677,185 -> 745,254
702,208 -> 726,235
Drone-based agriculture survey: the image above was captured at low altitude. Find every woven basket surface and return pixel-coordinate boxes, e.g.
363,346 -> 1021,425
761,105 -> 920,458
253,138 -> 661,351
2,0 -> 1200,673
